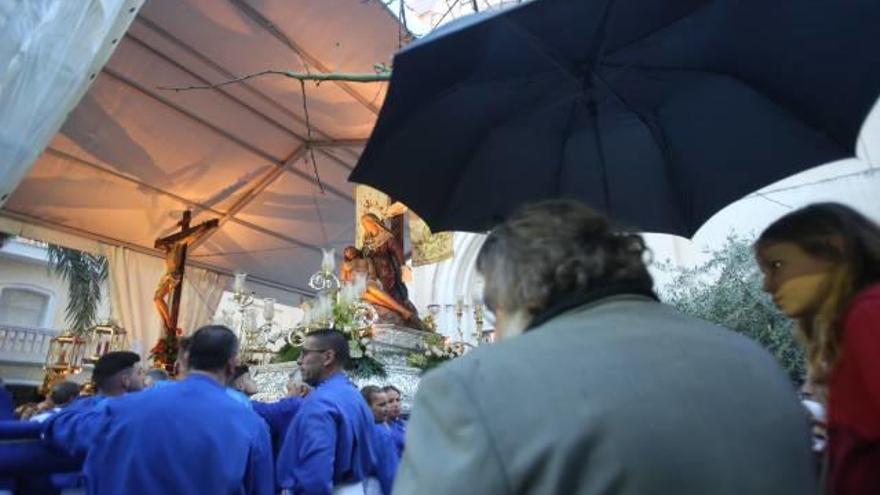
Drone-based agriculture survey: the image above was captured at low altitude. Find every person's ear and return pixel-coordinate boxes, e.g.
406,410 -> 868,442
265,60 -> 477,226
322,349 -> 336,367
224,358 -> 237,383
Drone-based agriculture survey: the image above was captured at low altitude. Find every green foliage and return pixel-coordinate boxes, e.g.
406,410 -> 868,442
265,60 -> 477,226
273,343 -> 301,363
47,245 -> 108,334
658,235 -> 805,384
406,334 -> 464,373
272,339 -> 387,379
347,355 -> 387,378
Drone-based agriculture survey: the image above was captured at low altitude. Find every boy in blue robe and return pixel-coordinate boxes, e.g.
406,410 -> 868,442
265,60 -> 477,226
43,325 -> 274,495
383,385 -> 407,458
276,329 -> 383,495
361,386 -> 400,495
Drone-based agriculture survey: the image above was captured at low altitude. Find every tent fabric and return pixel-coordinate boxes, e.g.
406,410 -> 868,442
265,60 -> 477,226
0,0 -> 402,299
0,0 -> 143,208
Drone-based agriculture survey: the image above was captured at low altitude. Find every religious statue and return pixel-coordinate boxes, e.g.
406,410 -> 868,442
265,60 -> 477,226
344,213 -> 426,330
341,246 -> 413,320
152,211 -> 218,370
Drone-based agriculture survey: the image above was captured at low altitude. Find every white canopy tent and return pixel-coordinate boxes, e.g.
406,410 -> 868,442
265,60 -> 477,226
0,0 -> 406,300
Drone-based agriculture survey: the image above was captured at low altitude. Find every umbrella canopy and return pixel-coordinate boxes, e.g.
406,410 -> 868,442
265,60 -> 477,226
351,0 -> 880,236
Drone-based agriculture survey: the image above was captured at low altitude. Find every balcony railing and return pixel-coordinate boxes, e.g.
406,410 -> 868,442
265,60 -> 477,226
0,324 -> 57,364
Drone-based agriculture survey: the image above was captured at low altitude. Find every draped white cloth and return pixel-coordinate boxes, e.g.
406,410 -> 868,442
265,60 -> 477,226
105,246 -> 225,358
105,246 -> 164,357
179,265 -> 225,336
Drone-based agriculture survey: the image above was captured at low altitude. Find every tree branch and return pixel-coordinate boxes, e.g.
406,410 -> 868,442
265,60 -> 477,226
157,69 -> 391,92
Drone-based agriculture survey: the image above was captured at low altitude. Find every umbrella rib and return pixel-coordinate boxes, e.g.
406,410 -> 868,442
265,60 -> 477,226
435,91 -> 582,226
587,95 -> 612,216
602,1 -> 713,57
555,96 -> 582,199
590,70 -> 692,231
496,17 -> 579,83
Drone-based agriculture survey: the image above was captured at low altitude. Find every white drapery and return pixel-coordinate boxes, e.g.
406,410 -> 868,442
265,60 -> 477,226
0,0 -> 143,206
104,246 -> 164,357
105,246 -> 225,358
179,266 -> 225,336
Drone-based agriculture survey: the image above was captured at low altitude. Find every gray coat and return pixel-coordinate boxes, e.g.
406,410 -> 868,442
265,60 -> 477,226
393,295 -> 817,495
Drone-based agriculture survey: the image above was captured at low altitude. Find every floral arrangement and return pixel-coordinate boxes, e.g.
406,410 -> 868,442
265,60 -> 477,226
149,328 -> 181,372
406,334 -> 471,372
281,250 -> 386,378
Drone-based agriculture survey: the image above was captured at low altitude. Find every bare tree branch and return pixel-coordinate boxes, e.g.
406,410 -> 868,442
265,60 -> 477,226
157,69 -> 391,92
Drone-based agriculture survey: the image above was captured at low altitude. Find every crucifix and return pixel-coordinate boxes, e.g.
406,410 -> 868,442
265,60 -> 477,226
153,211 -> 219,346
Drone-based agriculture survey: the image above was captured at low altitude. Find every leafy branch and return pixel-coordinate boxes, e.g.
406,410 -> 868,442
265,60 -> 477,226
657,235 -> 805,384
157,66 -> 392,93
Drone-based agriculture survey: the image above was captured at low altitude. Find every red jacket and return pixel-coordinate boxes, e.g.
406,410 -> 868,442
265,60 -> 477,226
828,284 -> 880,495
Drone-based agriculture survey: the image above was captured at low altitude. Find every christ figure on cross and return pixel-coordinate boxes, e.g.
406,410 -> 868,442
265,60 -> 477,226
153,211 -> 218,336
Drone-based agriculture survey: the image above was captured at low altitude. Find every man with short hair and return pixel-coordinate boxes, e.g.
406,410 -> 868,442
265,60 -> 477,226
43,325 -> 273,495
29,381 -> 81,423
91,351 -> 144,398
276,329 -> 383,495
394,200 -> 818,495
45,351 -> 144,492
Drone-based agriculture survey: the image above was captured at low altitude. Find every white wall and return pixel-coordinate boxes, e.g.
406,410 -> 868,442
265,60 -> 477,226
0,239 -> 111,331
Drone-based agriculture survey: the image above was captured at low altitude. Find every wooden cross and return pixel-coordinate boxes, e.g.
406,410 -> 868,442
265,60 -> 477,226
153,211 -> 219,340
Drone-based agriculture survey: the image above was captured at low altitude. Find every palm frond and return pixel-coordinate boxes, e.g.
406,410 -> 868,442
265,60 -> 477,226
48,245 -> 109,334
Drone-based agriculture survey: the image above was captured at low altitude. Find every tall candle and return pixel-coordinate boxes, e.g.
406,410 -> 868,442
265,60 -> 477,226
263,298 -> 276,321
234,272 -> 247,293
321,248 -> 336,273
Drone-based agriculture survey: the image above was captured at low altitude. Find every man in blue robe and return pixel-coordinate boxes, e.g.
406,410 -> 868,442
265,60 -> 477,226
276,329 -> 382,495
0,379 -> 14,421
49,350 -> 145,492
43,325 -> 274,495
252,370 -> 310,457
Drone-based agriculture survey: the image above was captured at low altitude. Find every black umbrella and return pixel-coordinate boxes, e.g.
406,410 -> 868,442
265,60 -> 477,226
350,0 -> 880,236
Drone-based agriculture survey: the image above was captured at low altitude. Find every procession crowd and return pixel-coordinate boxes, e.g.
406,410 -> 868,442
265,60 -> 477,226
1,199 -> 879,495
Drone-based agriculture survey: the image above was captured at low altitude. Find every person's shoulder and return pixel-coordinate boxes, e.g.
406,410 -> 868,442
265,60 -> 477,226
843,283 -> 880,336
108,383 -> 176,411
298,389 -> 341,414
850,283 -> 880,308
